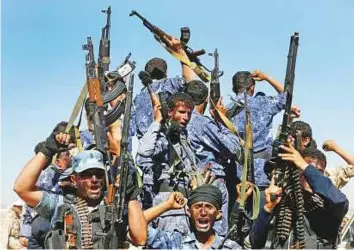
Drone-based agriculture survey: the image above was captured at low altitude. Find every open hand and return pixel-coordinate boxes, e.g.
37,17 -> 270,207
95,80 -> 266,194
278,143 -> 308,171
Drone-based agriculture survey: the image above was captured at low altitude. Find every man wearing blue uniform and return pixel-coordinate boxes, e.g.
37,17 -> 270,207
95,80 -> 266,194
228,70 -> 286,188
136,92 -> 200,234
144,185 -> 241,249
13,124 -> 147,248
185,80 -> 243,235
133,37 -> 198,209
143,184 -> 275,249
133,37 -> 196,139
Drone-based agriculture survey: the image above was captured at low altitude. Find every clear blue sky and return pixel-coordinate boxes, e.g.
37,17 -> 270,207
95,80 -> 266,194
1,0 -> 354,207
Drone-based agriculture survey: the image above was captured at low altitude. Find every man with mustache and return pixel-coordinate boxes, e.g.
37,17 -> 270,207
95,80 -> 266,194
136,92 -> 198,234
14,124 -> 147,248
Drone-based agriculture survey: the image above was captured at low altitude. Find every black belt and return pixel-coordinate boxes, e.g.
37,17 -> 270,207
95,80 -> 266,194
253,149 -> 270,160
158,182 -> 189,197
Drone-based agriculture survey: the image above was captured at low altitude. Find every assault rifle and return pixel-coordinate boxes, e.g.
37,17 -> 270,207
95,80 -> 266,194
268,32 -> 305,249
207,50 -> 242,143
82,36 -> 114,201
208,49 -> 223,108
116,74 -> 134,248
98,6 -> 111,93
129,10 -> 210,82
97,6 -> 135,127
103,74 -> 134,249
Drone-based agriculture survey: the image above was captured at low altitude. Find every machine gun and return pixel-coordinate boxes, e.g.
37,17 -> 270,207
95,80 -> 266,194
129,10 -> 210,82
267,32 -> 305,249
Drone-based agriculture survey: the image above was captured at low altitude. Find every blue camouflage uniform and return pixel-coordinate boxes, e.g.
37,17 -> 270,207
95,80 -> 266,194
136,121 -> 199,235
20,206 -> 36,239
147,226 -> 241,249
187,110 -> 243,235
80,130 -> 95,150
36,164 -> 68,194
228,92 -> 286,187
132,76 -> 185,139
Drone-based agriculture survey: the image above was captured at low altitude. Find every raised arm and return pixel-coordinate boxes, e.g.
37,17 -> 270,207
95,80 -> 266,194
128,200 -> 147,246
143,192 -> 186,222
14,132 -> 70,208
164,36 -> 196,82
252,70 -> 284,93
137,93 -> 166,157
323,139 -> 354,165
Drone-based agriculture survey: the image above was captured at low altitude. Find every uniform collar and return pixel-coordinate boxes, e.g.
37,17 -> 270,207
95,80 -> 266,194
181,232 -> 225,249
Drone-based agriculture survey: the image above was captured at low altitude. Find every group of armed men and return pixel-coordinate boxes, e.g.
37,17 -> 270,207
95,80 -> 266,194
11,8 -> 354,250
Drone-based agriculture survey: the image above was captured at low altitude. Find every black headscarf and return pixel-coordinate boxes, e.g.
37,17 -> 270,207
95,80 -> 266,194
188,184 -> 222,210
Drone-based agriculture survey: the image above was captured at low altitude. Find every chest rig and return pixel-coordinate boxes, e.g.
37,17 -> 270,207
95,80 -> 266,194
45,195 -> 108,249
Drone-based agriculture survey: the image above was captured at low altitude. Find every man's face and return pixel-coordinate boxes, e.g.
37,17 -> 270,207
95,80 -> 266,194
188,202 -> 221,233
74,169 -> 105,205
301,156 -> 325,191
169,102 -> 192,128
56,151 -> 72,170
292,130 -> 311,152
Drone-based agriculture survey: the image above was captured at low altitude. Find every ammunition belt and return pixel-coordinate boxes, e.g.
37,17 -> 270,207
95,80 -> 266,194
74,198 -> 94,249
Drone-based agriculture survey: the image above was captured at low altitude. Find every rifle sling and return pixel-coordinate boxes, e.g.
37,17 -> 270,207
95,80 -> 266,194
209,97 -> 244,146
65,83 -> 88,151
239,130 -> 260,221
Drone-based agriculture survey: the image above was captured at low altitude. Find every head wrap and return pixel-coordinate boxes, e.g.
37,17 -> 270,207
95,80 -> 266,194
188,184 -> 222,210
